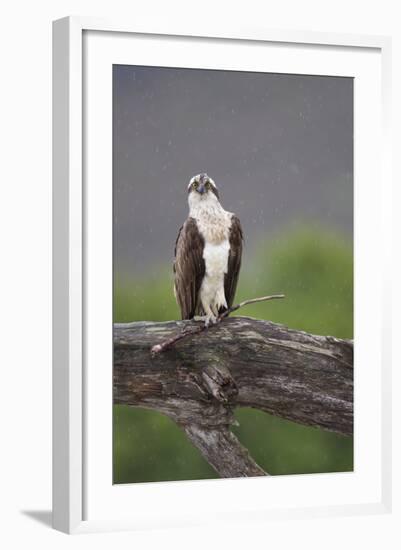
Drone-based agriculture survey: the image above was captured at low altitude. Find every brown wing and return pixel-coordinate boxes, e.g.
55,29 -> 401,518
173,217 -> 205,319
223,215 -> 243,311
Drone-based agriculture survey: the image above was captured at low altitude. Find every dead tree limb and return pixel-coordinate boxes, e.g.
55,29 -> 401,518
151,294 -> 285,355
114,316 -> 353,478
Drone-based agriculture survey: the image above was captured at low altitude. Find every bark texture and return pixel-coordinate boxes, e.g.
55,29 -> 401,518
114,316 -> 353,477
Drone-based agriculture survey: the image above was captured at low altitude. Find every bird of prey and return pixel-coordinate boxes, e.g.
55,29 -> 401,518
174,173 -> 243,326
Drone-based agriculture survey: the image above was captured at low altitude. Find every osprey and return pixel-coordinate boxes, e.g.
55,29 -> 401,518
174,173 -> 243,326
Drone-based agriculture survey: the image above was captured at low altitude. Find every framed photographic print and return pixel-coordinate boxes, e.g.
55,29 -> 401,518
52,17 -> 392,534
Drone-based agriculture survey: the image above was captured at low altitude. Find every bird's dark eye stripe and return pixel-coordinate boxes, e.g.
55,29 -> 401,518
187,176 -> 218,194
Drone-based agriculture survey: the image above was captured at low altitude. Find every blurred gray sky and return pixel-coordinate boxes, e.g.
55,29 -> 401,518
113,65 -> 353,277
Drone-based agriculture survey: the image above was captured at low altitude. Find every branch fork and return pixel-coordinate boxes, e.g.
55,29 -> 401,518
151,294 -> 285,355
114,314 -> 353,478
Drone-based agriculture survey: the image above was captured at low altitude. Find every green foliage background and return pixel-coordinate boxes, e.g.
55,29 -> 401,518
113,226 -> 353,483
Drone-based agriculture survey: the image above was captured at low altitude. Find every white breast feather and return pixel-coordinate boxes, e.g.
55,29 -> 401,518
201,240 -> 230,316
188,194 -> 233,318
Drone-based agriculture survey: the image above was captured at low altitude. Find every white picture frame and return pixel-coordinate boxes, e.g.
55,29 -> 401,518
52,16 -> 392,534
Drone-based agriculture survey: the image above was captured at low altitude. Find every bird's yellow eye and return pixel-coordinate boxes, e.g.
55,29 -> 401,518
192,181 -> 198,189
206,181 -> 211,189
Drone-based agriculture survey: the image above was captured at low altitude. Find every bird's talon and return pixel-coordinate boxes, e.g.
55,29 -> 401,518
193,315 -> 206,322
204,315 -> 217,328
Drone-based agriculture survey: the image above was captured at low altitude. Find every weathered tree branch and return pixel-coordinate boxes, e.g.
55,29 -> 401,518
114,317 -> 353,478
151,294 -> 285,355
183,424 -> 266,477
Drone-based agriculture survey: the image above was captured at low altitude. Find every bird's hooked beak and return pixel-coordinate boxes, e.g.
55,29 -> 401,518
197,182 -> 206,195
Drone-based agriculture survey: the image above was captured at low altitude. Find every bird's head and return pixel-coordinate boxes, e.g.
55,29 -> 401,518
187,173 -> 220,208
